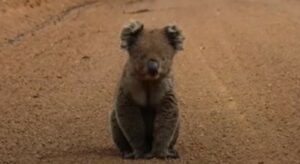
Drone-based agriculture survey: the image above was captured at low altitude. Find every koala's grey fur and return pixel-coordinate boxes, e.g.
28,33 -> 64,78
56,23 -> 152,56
110,20 -> 184,159
164,25 -> 184,50
120,21 -> 144,50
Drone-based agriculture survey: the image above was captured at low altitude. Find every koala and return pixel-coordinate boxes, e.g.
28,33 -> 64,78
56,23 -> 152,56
110,20 -> 184,159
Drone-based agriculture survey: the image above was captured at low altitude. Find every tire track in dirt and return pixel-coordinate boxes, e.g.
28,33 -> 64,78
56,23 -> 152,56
186,27 -> 257,162
1,0 -> 300,163
0,0 -> 99,47
0,2 -> 122,163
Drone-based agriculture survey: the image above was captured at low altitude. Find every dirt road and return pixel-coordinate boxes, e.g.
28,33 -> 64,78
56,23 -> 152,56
0,0 -> 299,163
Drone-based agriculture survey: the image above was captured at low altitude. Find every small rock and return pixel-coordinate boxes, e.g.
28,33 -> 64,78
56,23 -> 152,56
189,155 -> 195,160
32,94 -> 39,98
81,56 -> 90,60
75,114 -> 81,119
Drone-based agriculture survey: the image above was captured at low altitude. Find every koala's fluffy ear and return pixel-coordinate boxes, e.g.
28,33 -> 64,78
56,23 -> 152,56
164,25 -> 184,50
120,20 -> 144,50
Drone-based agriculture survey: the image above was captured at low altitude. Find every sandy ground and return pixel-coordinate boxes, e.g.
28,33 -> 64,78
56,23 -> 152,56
0,0 -> 300,163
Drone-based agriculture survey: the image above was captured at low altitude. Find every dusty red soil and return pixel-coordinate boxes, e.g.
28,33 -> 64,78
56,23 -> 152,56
0,0 -> 299,163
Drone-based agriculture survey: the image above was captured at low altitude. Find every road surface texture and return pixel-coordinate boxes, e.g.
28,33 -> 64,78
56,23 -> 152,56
0,0 -> 299,163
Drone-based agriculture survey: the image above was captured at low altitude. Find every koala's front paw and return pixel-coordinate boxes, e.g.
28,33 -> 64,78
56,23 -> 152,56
145,149 -> 179,159
169,148 -> 180,158
122,150 -> 145,159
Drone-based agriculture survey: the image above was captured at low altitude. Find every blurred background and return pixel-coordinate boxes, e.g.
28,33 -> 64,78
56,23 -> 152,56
0,0 -> 299,163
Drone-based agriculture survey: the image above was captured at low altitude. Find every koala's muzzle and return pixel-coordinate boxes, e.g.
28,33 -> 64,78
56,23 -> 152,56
147,59 -> 159,76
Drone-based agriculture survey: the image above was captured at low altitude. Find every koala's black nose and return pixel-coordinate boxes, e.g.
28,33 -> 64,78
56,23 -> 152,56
147,59 -> 159,76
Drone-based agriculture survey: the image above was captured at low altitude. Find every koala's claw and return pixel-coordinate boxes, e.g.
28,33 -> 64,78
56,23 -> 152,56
169,148 -> 179,158
122,151 -> 133,159
145,149 -> 179,159
144,152 -> 155,159
122,151 -> 145,159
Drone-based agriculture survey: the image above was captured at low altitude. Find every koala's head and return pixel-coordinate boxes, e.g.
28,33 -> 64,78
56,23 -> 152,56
121,20 -> 184,81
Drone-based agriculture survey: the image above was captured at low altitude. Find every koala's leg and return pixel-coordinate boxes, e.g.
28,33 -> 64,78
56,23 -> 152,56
169,124 -> 179,157
146,91 -> 179,159
110,110 -> 132,157
115,93 -> 148,159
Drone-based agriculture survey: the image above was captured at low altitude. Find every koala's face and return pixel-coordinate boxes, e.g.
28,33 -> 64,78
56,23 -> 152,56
121,21 -> 184,81
128,29 -> 176,80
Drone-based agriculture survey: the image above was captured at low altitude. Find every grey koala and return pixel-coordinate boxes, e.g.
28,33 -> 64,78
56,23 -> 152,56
110,20 -> 184,159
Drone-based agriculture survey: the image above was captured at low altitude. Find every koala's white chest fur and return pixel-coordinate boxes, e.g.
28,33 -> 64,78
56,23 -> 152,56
130,84 -> 148,106
125,77 -> 173,106
131,85 -> 161,106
